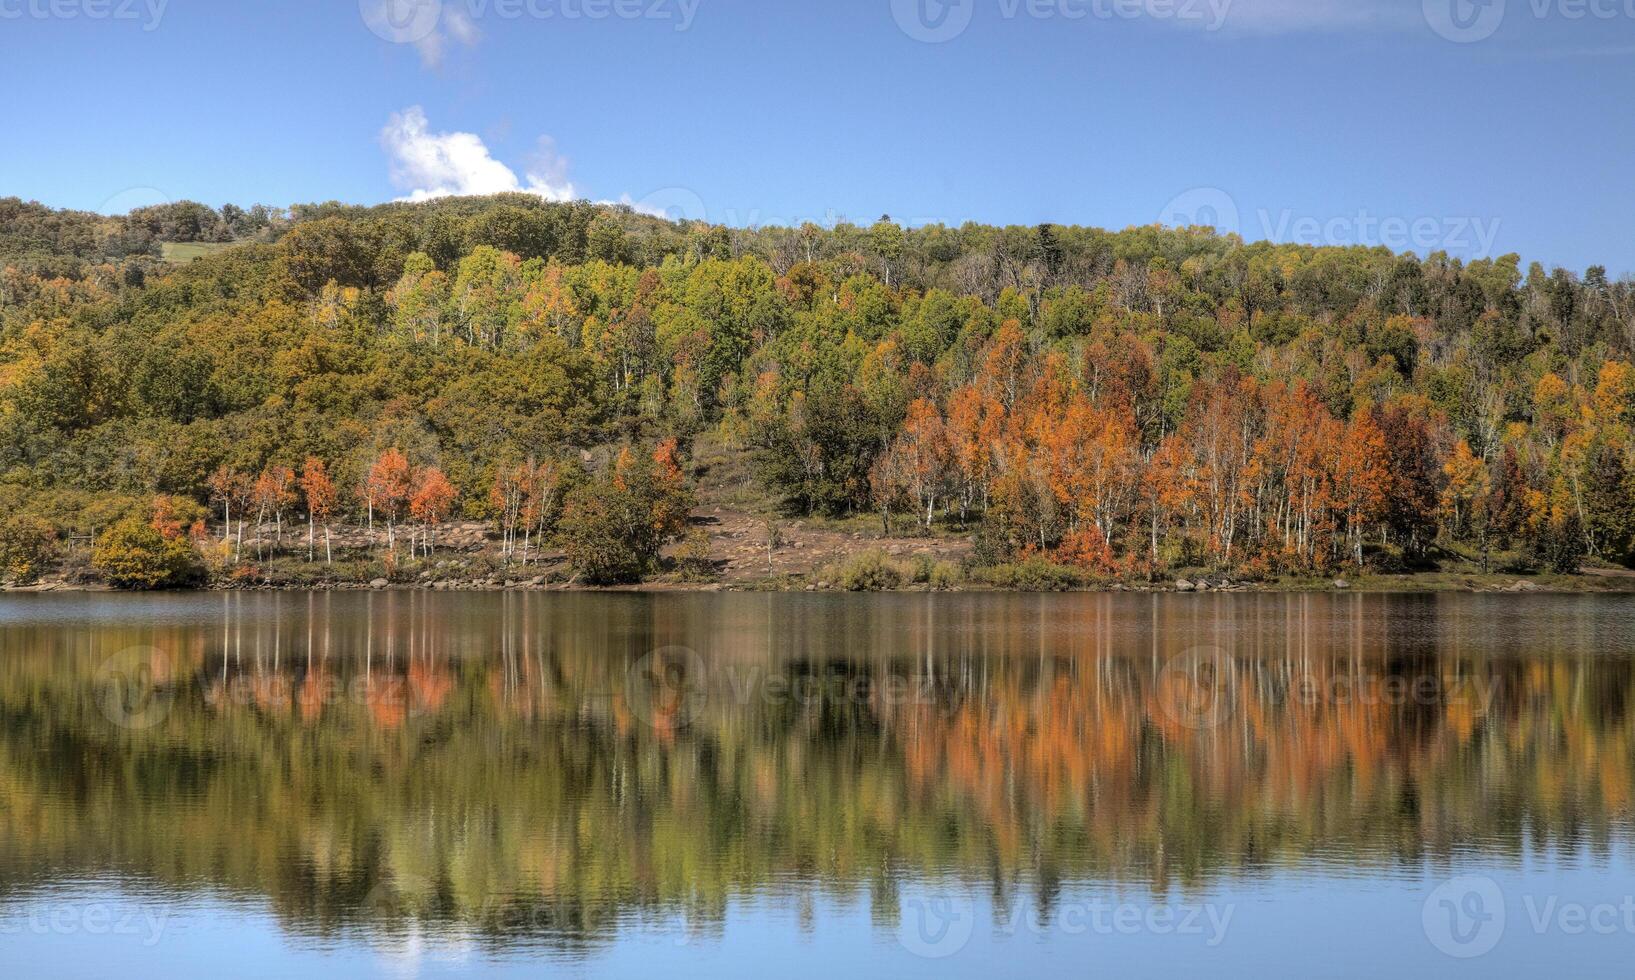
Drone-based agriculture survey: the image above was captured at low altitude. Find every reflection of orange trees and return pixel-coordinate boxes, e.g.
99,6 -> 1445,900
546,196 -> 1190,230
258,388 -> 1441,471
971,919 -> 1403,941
3,595 -> 1635,942
109,619 -> 1633,871
408,660 -> 452,713
251,673 -> 292,716
299,665 -> 327,722
365,676 -> 407,729
886,652 -> 1633,885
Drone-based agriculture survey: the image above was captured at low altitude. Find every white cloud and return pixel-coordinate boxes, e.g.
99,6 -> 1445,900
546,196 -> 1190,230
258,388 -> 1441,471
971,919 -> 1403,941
380,107 -> 577,203
521,136 -> 575,203
614,190 -> 709,222
416,6 -> 479,67
378,107 -> 699,218
443,6 -> 479,44
360,0 -> 480,69
616,193 -> 673,218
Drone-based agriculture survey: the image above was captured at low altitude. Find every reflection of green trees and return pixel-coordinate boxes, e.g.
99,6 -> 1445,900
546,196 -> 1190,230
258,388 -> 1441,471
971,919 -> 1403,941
0,593 -> 1632,949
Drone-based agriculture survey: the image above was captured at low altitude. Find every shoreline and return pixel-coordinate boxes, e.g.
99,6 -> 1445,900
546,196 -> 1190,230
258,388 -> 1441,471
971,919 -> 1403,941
16,509 -> 1635,596
7,571 -> 1635,596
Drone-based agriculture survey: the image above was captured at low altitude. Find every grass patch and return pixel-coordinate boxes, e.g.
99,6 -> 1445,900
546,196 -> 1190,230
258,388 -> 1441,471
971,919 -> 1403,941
974,556 -> 1090,591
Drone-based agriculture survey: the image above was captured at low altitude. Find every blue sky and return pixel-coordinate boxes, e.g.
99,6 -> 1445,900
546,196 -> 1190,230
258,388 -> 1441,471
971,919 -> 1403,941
2,0 -> 1632,272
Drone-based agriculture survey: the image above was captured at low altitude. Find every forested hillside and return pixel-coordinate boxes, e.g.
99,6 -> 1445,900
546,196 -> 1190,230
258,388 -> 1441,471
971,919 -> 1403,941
2,193 -> 1633,588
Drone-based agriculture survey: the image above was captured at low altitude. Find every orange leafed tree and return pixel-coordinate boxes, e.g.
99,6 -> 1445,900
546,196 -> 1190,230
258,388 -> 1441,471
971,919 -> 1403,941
490,457 -> 561,564
299,457 -> 337,563
873,398 -> 952,530
1333,412 -> 1391,568
946,383 -> 1004,520
647,439 -> 692,538
1154,375 -> 1263,567
409,466 -> 457,555
150,494 -> 188,541
364,448 -> 412,550
251,465 -> 296,557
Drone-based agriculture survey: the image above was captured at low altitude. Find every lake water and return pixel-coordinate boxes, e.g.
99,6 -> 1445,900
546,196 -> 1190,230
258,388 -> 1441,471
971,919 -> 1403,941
2,591 -> 1633,977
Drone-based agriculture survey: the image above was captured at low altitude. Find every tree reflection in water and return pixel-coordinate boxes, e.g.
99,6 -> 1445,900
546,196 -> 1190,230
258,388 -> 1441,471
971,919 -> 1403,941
0,591 -> 1630,954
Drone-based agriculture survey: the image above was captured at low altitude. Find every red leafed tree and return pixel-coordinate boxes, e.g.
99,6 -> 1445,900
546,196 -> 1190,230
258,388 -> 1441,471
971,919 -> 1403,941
492,458 -> 561,564
251,465 -> 297,558
409,466 -> 457,555
646,439 -> 692,539
299,457 -> 337,563
946,384 -> 1004,520
1333,412 -> 1391,568
873,398 -> 952,530
364,448 -> 413,550
150,494 -> 187,540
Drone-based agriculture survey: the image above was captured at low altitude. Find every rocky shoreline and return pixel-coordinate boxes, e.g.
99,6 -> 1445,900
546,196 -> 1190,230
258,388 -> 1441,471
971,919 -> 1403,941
11,512 -> 1635,596
3,571 -> 1620,596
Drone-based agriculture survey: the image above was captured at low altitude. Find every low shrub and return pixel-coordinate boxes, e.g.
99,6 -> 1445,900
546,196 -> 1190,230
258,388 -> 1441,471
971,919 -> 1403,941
834,549 -> 906,591
0,515 -> 58,584
928,560 -> 962,590
91,517 -> 200,589
976,556 -> 1085,591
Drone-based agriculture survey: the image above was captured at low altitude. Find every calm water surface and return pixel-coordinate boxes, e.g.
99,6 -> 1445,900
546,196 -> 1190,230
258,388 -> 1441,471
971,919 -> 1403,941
2,591 -> 1633,977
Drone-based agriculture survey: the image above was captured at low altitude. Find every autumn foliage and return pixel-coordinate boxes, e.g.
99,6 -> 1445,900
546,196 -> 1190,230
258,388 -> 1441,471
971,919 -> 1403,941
5,196 -> 1635,586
